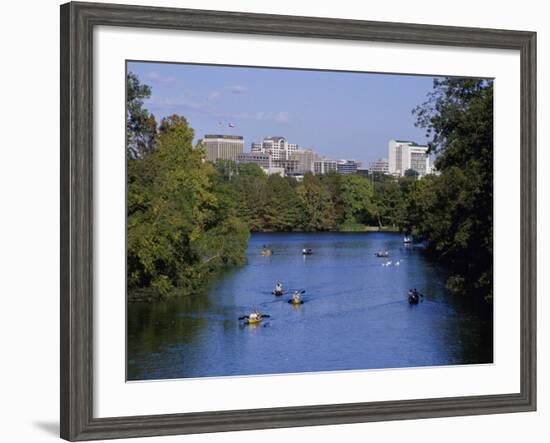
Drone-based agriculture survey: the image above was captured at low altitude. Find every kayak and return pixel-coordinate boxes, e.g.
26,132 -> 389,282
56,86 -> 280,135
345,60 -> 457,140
261,250 -> 272,256
408,293 -> 420,304
246,317 -> 262,325
288,299 -> 304,305
272,290 -> 284,296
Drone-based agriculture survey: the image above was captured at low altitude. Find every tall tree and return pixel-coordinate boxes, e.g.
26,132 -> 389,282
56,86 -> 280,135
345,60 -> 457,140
411,78 -> 493,301
297,173 -> 336,231
127,114 -> 248,297
127,72 -> 157,158
340,174 -> 375,225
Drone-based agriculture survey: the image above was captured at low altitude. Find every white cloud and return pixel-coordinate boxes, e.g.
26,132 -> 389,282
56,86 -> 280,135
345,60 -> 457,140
145,71 -> 177,84
207,91 -> 221,101
274,111 -> 289,123
227,85 -> 248,94
146,93 -> 289,124
254,111 -> 289,123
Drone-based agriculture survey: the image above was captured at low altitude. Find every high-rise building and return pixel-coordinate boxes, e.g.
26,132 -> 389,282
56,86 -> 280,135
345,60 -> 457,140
273,159 -> 301,175
251,136 -> 298,160
369,158 -> 389,174
313,159 -> 338,175
203,135 -> 244,162
388,140 -> 430,176
336,159 -> 361,175
289,149 -> 322,173
250,142 -> 263,153
236,152 -> 272,169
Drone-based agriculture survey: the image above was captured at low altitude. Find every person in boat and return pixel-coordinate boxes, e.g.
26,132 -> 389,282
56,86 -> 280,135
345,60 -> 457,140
302,248 -> 313,255
408,288 -> 420,304
248,310 -> 261,322
290,290 -> 303,305
273,282 -> 284,295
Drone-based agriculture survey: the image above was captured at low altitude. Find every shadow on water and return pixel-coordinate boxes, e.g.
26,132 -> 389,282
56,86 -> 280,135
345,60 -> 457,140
127,232 -> 493,380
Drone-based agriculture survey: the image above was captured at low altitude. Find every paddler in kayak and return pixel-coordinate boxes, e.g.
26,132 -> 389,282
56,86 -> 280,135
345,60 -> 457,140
408,288 -> 421,304
288,290 -> 304,305
272,282 -> 284,296
248,310 -> 262,323
239,310 -> 270,325
261,244 -> 273,256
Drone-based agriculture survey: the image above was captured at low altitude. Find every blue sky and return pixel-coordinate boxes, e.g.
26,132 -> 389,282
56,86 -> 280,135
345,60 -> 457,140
128,61 -> 439,164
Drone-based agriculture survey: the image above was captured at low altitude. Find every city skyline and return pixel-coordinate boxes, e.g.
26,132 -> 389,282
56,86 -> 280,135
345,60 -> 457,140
127,61 -> 439,165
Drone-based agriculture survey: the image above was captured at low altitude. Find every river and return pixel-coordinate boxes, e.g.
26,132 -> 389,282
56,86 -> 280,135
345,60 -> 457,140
127,232 -> 493,381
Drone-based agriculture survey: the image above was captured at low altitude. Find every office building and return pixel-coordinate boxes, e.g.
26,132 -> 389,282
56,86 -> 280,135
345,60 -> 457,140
203,134 -> 244,162
388,140 -> 430,176
273,159 -> 301,175
313,159 -> 338,175
368,158 -> 390,174
250,142 -> 263,153
290,149 -> 322,173
337,159 -> 362,175
262,166 -> 286,177
251,136 -> 298,160
236,152 -> 272,169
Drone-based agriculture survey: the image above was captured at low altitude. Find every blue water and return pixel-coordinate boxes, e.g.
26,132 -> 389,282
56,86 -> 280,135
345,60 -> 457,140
127,232 -> 492,380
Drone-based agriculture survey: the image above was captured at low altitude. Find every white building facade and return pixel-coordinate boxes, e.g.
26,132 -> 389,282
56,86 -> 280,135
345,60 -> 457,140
203,134 -> 244,162
388,140 -> 431,177
251,136 -> 298,161
368,158 -> 389,174
313,159 -> 338,175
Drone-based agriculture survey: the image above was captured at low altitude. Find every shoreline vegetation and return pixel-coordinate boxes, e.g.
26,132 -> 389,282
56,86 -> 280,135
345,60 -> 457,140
127,72 -> 493,305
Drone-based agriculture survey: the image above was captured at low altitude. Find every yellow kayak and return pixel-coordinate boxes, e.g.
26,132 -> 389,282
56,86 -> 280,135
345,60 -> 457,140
246,317 -> 262,325
288,298 -> 304,305
261,250 -> 272,256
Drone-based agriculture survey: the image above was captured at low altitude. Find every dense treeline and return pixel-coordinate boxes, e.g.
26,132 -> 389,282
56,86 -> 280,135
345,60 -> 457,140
127,80 -> 249,299
212,160 -> 416,232
127,72 -> 493,303
407,78 -> 494,302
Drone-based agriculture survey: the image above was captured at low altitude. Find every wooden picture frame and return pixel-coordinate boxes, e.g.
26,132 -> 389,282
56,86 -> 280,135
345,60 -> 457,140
60,1 -> 536,440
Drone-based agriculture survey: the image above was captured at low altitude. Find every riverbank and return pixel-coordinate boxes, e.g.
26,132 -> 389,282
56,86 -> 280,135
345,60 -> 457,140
250,225 -> 401,234
337,224 -> 400,232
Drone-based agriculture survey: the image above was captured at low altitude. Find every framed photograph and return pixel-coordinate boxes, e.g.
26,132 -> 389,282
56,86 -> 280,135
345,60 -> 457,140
60,1 -> 536,440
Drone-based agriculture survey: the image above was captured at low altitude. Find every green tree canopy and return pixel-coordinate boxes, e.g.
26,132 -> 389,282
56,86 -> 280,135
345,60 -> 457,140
411,78 -> 493,301
340,174 -> 374,225
126,72 -> 157,158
